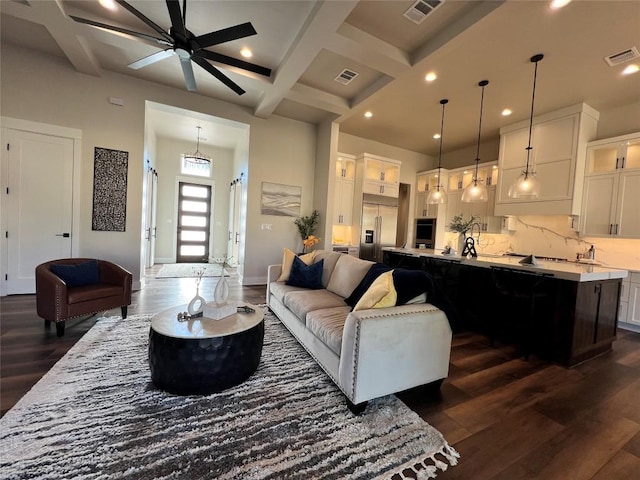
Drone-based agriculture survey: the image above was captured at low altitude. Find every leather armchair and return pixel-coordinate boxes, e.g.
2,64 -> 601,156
36,258 -> 132,337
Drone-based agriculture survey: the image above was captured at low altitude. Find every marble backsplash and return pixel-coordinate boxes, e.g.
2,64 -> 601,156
444,215 -> 640,272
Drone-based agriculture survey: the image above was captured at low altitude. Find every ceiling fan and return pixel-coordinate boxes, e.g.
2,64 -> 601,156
70,0 -> 271,95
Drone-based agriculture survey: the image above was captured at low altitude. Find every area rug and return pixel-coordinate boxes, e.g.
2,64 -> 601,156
155,263 -> 228,278
0,310 -> 459,480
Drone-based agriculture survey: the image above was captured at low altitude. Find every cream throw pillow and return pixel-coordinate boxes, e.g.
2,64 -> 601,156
353,270 -> 397,311
277,248 -> 316,282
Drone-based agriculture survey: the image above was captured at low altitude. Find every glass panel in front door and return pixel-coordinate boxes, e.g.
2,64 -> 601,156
177,182 -> 211,263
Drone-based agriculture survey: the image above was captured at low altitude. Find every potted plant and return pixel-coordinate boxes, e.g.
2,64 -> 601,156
294,210 -> 320,254
449,213 -> 479,253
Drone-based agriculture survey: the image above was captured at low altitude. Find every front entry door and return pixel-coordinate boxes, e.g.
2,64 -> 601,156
6,129 -> 74,294
176,182 -> 211,263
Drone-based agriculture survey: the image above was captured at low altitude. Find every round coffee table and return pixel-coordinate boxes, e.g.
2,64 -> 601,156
148,303 -> 264,395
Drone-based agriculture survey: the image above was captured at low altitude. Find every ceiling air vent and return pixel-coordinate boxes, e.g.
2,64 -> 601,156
604,47 -> 640,66
335,68 -> 359,85
403,0 -> 444,25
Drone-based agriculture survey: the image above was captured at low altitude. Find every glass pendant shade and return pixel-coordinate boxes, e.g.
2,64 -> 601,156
427,185 -> 447,204
428,98 -> 449,205
461,180 -> 488,202
508,172 -> 541,198
462,80 -> 489,203
508,54 -> 544,199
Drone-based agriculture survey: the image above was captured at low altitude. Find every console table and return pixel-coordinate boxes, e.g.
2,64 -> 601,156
148,303 -> 264,394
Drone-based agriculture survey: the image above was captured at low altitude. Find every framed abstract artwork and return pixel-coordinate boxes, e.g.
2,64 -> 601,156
92,147 -> 128,231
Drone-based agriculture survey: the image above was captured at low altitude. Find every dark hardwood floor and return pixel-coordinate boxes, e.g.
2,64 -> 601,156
2,267 -> 639,479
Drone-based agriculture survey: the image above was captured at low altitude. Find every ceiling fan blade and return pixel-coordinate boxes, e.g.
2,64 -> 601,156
128,49 -> 174,70
70,16 -> 171,47
197,50 -> 271,78
166,0 -> 186,39
195,22 -> 257,49
191,56 -> 245,95
115,0 -> 173,43
180,57 -> 197,92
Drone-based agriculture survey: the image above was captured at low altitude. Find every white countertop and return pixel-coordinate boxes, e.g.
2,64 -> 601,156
384,248 -> 629,282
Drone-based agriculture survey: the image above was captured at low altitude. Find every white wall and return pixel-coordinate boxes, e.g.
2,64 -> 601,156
154,137 -> 233,263
0,44 -> 318,286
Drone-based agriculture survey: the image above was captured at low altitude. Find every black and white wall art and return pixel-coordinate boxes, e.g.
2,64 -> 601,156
92,147 -> 128,231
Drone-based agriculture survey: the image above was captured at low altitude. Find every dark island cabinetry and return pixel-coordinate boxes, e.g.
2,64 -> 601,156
383,250 -> 623,367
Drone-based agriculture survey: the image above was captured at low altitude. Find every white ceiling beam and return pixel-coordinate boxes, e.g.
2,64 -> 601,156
285,84 -> 351,116
3,0 -> 102,77
412,0 -> 506,65
253,0 -> 358,119
326,24 -> 411,78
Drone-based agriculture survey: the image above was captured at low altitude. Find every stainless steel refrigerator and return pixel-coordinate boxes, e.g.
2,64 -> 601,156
359,197 -> 398,262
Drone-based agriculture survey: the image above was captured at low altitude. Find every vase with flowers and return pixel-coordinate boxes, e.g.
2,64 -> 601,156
449,213 -> 480,254
294,210 -> 320,254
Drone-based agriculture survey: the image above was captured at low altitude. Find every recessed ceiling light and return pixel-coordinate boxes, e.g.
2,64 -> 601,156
433,133 -> 441,139
425,72 -> 437,82
240,48 -> 252,59
549,0 -> 572,10
501,108 -> 512,116
622,64 -> 639,75
364,111 -> 373,118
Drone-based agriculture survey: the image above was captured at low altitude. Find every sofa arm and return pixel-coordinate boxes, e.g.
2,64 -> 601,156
266,264 -> 283,307
99,260 -> 133,301
35,265 -> 69,321
338,303 -> 452,404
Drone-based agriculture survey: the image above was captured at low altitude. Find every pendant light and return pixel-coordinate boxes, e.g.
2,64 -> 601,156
508,54 -> 544,198
462,80 -> 489,203
183,126 -> 211,166
427,99 -> 449,204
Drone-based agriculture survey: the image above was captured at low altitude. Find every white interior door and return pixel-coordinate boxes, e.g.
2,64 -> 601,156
6,129 -> 73,294
144,169 -> 158,268
227,183 -> 236,266
231,181 -> 242,265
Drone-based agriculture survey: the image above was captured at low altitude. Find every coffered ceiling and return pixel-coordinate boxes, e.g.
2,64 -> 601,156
2,0 -> 639,157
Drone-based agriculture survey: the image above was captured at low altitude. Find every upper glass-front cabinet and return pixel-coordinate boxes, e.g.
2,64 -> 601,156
336,154 -> 356,181
586,135 -> 640,175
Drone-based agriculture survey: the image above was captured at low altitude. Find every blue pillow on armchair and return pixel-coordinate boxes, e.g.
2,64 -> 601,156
286,256 -> 324,289
50,260 -> 100,287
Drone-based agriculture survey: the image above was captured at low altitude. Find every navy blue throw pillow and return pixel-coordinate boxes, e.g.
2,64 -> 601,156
286,256 -> 324,289
50,260 -> 100,287
392,269 -> 434,305
344,263 -> 393,308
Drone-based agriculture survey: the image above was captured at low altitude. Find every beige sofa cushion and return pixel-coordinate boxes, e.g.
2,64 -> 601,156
312,250 -> 342,288
269,281 -> 308,305
283,289 -> 346,323
306,306 -> 351,355
326,254 -> 373,298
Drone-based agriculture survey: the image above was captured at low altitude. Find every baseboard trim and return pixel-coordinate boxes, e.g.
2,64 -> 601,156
242,275 -> 267,286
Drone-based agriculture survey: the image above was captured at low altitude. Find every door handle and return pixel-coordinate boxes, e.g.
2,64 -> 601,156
235,232 -> 240,244
622,156 -> 626,169
55,233 -> 70,238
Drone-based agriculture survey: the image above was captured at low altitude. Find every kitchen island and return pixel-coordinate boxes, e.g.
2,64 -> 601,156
383,248 -> 628,366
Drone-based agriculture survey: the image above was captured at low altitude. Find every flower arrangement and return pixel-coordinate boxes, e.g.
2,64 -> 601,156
449,213 -> 480,235
302,235 -> 320,253
294,210 -> 320,253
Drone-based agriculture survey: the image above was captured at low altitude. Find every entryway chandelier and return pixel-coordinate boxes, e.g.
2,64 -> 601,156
183,126 -> 211,166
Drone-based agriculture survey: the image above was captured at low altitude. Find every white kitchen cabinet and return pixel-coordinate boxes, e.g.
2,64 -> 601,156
619,271 -> 640,333
333,153 -> 355,225
580,133 -> 640,238
358,153 -> 401,197
495,103 -> 599,216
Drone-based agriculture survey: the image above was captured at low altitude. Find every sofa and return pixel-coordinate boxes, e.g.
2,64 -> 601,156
267,249 -> 452,412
